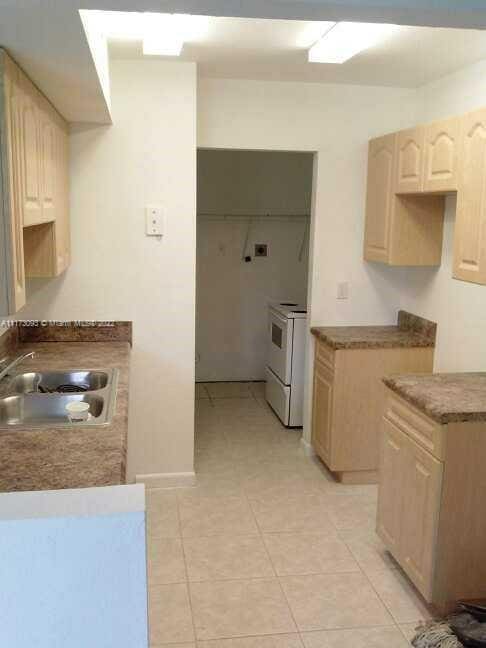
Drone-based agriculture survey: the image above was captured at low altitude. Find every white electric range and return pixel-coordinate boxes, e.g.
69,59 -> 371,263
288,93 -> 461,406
265,301 -> 307,427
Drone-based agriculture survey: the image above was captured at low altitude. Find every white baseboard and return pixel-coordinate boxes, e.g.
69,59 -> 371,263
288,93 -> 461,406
135,472 -> 196,489
300,437 -> 316,456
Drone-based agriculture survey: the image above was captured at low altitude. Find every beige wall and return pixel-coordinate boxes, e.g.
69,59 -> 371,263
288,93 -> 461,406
19,59 -> 197,480
196,216 -> 310,381
197,149 -> 313,216
196,149 -> 312,381
198,77 -> 419,441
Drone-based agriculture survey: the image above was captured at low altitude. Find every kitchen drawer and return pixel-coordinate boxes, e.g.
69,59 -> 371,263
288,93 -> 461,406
384,391 -> 444,460
315,340 -> 335,372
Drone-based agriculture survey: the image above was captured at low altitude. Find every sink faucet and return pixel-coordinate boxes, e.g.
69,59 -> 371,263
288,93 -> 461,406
0,351 -> 35,383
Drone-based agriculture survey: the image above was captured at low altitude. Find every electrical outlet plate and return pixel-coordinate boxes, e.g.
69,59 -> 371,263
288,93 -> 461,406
146,206 -> 164,236
255,244 -> 268,257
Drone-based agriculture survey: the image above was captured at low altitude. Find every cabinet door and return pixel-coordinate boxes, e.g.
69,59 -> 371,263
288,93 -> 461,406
53,120 -> 70,274
18,73 -> 43,228
377,418 -> 407,556
363,133 -> 396,263
400,438 -> 443,601
3,59 -> 26,312
395,127 -> 425,194
423,117 -> 460,193
38,102 -> 57,224
312,361 -> 334,465
454,109 -> 486,285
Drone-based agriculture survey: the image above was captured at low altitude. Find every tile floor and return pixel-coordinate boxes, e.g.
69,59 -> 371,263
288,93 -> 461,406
146,382 -> 433,647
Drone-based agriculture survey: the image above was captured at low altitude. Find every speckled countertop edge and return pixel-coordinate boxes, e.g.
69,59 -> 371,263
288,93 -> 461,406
383,373 -> 486,425
0,340 -> 130,493
311,310 -> 436,350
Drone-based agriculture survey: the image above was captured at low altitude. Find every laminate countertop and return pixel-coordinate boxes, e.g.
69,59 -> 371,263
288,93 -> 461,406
383,372 -> 486,425
0,341 -> 130,492
311,310 -> 437,350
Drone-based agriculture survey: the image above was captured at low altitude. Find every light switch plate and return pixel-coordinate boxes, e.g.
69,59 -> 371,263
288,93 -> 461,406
146,206 -> 164,236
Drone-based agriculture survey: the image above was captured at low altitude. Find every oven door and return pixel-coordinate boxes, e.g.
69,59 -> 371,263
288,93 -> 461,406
268,308 -> 294,385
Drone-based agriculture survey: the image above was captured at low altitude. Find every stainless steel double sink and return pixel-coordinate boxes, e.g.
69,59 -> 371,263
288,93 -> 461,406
0,369 -> 118,428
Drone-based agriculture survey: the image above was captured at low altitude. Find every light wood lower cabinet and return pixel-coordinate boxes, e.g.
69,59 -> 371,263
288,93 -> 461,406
0,49 -> 70,314
377,390 -> 486,612
311,361 -> 333,464
311,340 -> 434,484
378,414 -> 442,600
376,418 -> 407,554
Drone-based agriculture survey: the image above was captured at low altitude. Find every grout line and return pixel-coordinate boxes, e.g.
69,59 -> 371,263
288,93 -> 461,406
176,495 -> 199,644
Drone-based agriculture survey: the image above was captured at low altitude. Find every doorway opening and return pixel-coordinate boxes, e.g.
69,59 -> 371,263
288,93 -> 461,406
195,148 -> 315,437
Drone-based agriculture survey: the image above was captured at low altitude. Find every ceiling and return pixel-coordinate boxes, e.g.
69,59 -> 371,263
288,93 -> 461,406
2,0 -> 486,123
109,17 -> 486,89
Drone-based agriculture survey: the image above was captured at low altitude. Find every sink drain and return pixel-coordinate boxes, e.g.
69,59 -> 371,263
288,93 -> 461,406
38,384 -> 89,394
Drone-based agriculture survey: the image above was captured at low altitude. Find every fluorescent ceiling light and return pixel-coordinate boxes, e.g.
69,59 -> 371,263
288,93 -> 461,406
80,10 -> 209,57
308,22 -> 398,64
143,13 -> 184,56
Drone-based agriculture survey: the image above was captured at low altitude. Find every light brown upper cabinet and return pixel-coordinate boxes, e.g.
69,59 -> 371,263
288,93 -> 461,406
364,110 -> 486,285
453,108 -> 486,285
364,133 -> 445,266
363,133 -> 396,263
395,127 -> 425,194
423,117 -> 460,193
0,49 -> 70,314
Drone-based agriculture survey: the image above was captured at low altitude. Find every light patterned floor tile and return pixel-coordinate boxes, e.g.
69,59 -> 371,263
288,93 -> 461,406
146,489 -> 180,538
150,642 -> 196,648
242,470 -> 326,500
206,382 -> 254,399
179,496 -> 258,537
224,425 -> 287,445
149,583 -> 194,645
250,495 -> 337,534
263,533 -> 359,576
146,395 -> 431,648
280,572 -> 393,630
399,622 -> 421,643
190,578 -> 296,639
301,627 -> 409,648
147,537 -> 186,585
366,569 -> 433,624
323,492 -> 377,532
230,442 -> 307,464
196,383 -> 211,399
177,473 -> 245,500
339,529 -> 397,575
249,382 -> 266,398
198,634 -> 303,648
237,454 -> 319,476
183,534 -> 274,581
195,446 -> 237,473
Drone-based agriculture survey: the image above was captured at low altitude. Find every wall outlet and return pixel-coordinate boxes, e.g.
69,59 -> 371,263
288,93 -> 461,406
337,281 -> 349,300
255,244 -> 268,257
145,206 -> 164,236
